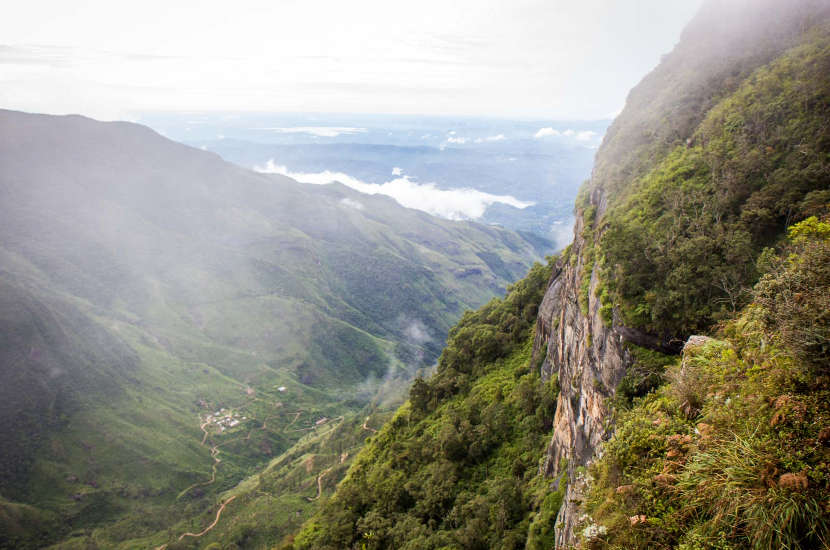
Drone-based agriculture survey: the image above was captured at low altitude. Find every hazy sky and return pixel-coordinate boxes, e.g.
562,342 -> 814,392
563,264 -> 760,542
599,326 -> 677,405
1,0 -> 702,120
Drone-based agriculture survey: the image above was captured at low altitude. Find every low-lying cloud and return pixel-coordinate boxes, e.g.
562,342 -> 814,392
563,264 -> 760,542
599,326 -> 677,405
340,197 -> 365,210
403,319 -> 432,345
254,160 -> 534,221
534,127 -> 560,138
250,126 -> 367,137
444,133 -> 506,146
475,134 -> 506,143
534,127 -> 599,141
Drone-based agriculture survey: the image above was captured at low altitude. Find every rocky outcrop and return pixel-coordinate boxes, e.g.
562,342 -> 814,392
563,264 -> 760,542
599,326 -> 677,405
530,186 -> 667,548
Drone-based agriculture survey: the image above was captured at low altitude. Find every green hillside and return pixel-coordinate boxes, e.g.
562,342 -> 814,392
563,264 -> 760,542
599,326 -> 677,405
287,1 -> 830,548
0,110 -> 545,548
293,260 -> 561,550
580,217 -> 830,549
597,22 -> 830,336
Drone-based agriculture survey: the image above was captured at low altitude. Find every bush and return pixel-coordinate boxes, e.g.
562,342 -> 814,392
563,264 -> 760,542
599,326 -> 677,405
755,216 -> 830,372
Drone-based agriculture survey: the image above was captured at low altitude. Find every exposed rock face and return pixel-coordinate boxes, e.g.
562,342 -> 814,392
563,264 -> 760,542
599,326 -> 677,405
531,188 -> 633,548
532,188 -> 684,546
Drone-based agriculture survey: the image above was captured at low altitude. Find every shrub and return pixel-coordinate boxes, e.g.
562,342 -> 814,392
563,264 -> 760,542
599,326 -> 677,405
755,217 -> 830,372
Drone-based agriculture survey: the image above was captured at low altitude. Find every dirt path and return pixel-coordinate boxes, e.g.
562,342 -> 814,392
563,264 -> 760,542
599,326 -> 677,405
155,495 -> 239,548
362,416 -> 378,433
182,409 -> 304,499
284,410 -> 302,431
199,419 -> 210,445
177,495 -> 238,541
178,439 -> 223,499
306,467 -> 333,501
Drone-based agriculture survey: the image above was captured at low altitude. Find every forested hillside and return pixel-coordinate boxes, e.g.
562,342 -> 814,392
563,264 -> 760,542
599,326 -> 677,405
292,260 -> 561,550
580,216 -> 830,548
288,1 -> 830,548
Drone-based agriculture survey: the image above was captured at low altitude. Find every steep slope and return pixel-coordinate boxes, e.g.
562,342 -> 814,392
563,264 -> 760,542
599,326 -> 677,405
0,110 -> 545,548
534,0 -> 830,546
287,1 -> 830,548
576,217 -> 830,549
292,260 -> 560,550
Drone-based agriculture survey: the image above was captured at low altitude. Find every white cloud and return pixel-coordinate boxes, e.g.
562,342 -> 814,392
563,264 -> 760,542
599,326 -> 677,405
391,166 -> 403,176
340,198 -> 365,210
534,127 -> 561,138
535,127 -> 599,141
475,134 -> 506,143
446,136 -> 468,144
251,126 -> 367,137
550,216 -> 575,251
254,159 -> 534,221
404,320 -> 431,344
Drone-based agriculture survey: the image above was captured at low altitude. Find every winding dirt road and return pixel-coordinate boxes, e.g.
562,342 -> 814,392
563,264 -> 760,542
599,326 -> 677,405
154,496 -> 238,550
177,495 -> 238,540
306,467 -> 333,501
362,416 -> 378,433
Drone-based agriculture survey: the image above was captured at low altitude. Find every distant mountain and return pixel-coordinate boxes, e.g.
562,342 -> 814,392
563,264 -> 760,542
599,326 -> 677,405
0,109 -> 545,548
138,112 -> 607,245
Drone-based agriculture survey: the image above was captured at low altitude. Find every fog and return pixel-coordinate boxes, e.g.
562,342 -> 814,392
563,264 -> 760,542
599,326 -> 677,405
1,1 -> 702,120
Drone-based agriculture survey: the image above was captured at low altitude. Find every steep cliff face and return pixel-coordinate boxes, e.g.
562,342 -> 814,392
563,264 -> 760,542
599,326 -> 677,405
535,192 -> 683,546
531,0 -> 830,546
532,189 -> 629,547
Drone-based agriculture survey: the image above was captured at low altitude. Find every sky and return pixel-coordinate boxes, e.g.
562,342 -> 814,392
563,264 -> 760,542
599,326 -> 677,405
1,0 -> 703,121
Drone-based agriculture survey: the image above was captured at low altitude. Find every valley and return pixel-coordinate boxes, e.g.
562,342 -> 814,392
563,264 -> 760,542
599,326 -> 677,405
2,0 -> 829,548
0,109 -> 545,548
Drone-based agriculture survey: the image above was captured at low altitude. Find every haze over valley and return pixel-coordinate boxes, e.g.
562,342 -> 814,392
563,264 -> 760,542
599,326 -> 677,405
5,1 -> 827,549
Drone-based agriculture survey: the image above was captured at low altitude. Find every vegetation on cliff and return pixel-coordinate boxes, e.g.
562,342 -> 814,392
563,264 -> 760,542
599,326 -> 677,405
578,217 -> 830,549
597,24 -> 830,338
288,259 -> 565,550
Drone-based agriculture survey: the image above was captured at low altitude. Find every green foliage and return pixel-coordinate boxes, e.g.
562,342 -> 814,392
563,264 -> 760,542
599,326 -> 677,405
614,344 -> 675,409
412,259 -> 554,412
293,262 -> 562,550
525,473 -> 567,550
755,216 -> 830,370
597,28 -> 830,338
579,232 -> 830,549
